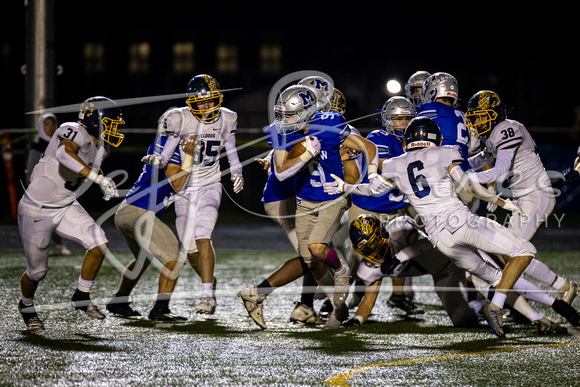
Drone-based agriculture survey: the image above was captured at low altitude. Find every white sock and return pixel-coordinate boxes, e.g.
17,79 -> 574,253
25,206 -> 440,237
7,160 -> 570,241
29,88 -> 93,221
491,291 -> 507,309
553,276 -> 567,291
513,277 -> 555,306
77,276 -> 94,293
509,294 -> 543,322
21,296 -> 34,306
202,282 -> 213,297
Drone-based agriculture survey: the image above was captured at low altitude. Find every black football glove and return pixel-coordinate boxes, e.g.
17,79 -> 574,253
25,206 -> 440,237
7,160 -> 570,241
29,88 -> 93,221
342,318 -> 361,327
380,256 -> 401,276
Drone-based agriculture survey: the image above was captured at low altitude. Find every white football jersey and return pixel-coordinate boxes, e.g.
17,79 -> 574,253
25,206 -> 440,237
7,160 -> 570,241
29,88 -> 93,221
163,107 -> 238,187
25,122 -> 106,207
381,145 -> 469,243
478,119 -> 550,197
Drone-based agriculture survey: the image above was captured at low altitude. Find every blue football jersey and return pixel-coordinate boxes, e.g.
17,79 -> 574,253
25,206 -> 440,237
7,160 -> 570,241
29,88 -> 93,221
292,112 -> 350,201
262,124 -> 295,203
417,102 -> 470,170
268,112 -> 349,201
351,129 -> 407,213
124,136 -> 181,217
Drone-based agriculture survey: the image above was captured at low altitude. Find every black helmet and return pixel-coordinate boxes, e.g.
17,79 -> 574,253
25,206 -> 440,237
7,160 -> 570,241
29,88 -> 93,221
78,96 -> 125,147
348,214 -> 390,264
403,116 -> 442,151
465,90 -> 506,137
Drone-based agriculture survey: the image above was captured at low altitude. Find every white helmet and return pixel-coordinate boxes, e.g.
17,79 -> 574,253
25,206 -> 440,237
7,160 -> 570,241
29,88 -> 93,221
298,76 -> 334,112
274,85 -> 318,135
420,72 -> 459,105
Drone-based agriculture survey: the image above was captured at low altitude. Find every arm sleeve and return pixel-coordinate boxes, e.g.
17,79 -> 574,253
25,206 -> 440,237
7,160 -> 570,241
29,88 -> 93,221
273,157 -> 306,181
472,146 -> 517,184
224,134 -> 242,175
468,149 -> 492,171
449,165 -> 498,203
55,145 -> 85,173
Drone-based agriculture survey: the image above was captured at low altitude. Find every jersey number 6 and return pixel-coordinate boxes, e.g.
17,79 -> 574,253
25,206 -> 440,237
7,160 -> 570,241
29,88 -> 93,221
407,160 -> 431,199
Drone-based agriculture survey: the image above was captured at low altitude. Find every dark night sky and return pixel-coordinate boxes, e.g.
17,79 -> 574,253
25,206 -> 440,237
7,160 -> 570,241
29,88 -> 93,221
4,3 -> 579,130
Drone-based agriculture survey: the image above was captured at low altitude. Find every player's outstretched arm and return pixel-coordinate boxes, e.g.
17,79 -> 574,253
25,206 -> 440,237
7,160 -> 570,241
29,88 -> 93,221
449,164 -> 522,214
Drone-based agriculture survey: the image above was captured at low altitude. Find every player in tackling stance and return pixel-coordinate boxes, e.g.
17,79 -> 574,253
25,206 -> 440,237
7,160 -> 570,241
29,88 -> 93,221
18,96 -> 124,330
324,117 -> 556,336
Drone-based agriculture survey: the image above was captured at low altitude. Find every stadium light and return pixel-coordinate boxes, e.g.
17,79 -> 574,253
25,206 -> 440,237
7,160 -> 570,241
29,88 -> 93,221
386,79 -> 402,94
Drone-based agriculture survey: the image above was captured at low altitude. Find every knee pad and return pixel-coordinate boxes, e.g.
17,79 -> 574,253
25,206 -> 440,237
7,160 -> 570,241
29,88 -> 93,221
26,268 -> 47,282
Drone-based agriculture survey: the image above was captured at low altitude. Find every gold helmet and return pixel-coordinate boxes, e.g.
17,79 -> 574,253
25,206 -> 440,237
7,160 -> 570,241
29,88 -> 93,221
348,214 -> 390,264
465,90 -> 506,136
186,74 -> 223,122
330,88 -> 346,115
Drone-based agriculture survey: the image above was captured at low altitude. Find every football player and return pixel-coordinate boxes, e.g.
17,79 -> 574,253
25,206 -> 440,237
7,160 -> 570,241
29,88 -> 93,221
416,72 -> 471,172
107,134 -> 199,321
142,74 -> 243,314
344,214 -> 485,328
347,96 -> 424,314
24,113 -> 72,256
270,81 -> 386,329
18,96 -> 124,330
324,117 -> 573,336
237,125 -> 323,329
465,90 -> 579,304
404,70 -> 431,109
238,81 -> 349,329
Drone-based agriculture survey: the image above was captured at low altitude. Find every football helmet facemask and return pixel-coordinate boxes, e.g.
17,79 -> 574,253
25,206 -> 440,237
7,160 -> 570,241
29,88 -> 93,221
330,88 -> 346,115
274,85 -> 318,135
298,76 -> 334,112
349,214 -> 390,264
405,71 -> 431,108
78,96 -> 125,147
403,116 -> 442,151
186,74 -> 223,122
380,96 -> 416,139
465,90 -> 506,137
420,72 -> 459,106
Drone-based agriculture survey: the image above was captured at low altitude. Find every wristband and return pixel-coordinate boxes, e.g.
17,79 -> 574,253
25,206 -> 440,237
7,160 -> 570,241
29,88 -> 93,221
181,153 -> 194,172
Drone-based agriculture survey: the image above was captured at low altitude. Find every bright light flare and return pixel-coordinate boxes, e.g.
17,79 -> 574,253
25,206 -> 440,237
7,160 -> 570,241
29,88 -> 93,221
386,80 -> 401,94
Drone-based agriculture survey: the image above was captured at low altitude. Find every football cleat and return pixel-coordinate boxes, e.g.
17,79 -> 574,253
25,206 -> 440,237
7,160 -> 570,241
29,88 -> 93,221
322,303 -> 349,329
195,295 -> 217,315
148,307 -> 187,321
238,285 -> 266,329
289,302 -> 324,326
562,281 -> 580,305
106,298 -> 141,317
319,298 -> 333,319
534,317 -> 568,335
551,299 -> 580,326
482,302 -> 505,337
19,300 -> 44,331
71,290 -> 106,320
387,294 -> 425,315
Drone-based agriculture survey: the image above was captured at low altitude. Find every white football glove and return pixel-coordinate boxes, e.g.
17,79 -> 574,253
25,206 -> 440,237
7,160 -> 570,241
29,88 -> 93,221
299,136 -> 321,162
141,154 -> 164,168
231,174 -> 244,194
503,198 -> 523,215
90,173 -> 118,201
486,184 -> 498,213
323,173 -> 346,195
368,172 -> 392,195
